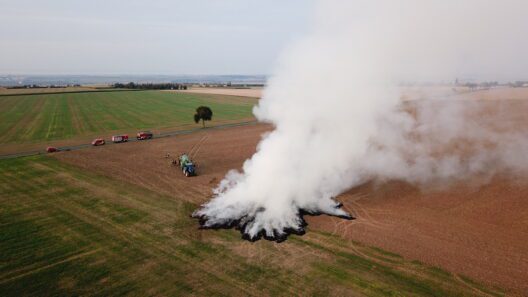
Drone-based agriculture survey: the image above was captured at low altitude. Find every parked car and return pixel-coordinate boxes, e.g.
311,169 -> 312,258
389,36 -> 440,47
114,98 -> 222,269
137,131 -> 153,140
91,138 -> 105,146
112,134 -> 129,143
46,147 -> 59,153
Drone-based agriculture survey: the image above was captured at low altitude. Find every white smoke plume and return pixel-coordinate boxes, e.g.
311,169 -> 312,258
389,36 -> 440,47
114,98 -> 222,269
193,0 -> 528,240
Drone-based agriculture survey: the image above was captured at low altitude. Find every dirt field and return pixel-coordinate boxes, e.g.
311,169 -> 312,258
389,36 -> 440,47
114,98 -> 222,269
310,179 -> 528,293
54,89 -> 528,294
56,124 -> 270,205
172,87 -> 263,98
177,85 -> 528,101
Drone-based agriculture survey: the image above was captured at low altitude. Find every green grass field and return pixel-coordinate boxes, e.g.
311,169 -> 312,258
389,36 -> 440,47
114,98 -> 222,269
0,90 -> 256,145
0,156 -> 503,296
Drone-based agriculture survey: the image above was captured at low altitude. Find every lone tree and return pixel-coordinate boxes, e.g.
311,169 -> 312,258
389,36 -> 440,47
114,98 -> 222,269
194,106 -> 213,127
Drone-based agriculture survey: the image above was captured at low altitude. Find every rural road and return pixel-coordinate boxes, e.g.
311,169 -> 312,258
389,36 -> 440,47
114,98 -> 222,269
0,120 -> 258,160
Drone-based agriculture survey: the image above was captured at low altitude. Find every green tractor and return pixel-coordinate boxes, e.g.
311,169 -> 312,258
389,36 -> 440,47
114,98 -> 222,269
177,154 -> 196,177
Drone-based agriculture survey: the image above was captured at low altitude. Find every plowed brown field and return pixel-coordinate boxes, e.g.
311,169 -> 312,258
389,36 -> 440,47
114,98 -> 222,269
55,93 -> 528,294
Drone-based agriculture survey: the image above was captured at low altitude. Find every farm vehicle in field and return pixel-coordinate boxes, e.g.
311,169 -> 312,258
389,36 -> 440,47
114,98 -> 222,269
175,154 -> 196,177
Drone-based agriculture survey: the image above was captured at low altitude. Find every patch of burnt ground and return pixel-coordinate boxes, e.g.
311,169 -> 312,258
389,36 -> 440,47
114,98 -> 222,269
193,206 -> 355,243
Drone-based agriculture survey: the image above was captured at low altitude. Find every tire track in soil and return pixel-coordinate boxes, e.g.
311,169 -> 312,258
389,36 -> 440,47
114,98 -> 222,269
188,134 -> 209,158
453,274 -> 498,297
329,193 -> 391,239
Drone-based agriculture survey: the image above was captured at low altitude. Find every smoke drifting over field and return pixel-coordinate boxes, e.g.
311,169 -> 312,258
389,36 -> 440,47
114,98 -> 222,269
193,0 -> 528,240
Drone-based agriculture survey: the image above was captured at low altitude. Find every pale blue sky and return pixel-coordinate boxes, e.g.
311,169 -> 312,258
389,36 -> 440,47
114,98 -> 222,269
0,0 -> 315,75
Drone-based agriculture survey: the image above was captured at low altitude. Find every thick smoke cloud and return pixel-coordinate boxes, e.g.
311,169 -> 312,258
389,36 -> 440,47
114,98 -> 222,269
193,0 -> 528,240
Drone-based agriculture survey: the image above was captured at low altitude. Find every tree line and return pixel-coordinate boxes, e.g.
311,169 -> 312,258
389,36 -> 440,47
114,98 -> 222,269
7,84 -> 81,89
112,82 -> 188,90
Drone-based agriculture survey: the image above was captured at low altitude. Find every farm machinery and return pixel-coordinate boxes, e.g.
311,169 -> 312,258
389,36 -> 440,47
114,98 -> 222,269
170,135 -> 208,177
175,154 -> 196,177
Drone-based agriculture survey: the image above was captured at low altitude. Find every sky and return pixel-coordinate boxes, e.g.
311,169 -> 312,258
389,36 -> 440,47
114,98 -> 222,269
0,0 -> 315,75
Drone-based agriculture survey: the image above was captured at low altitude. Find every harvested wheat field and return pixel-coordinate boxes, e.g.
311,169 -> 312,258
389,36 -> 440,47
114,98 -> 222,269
172,87 -> 263,98
56,124 -> 270,204
55,92 -> 528,295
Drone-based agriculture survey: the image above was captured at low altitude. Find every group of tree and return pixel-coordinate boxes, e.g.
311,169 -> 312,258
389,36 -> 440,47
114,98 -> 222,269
7,84 -> 81,89
464,81 -> 528,89
509,81 -> 528,88
456,81 -> 499,90
477,81 -> 499,88
113,82 -> 188,90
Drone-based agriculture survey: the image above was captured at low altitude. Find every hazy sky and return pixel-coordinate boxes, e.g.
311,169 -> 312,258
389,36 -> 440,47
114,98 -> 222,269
0,0 -> 315,75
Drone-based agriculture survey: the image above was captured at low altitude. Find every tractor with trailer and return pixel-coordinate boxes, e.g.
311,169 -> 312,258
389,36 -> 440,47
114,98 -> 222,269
176,154 -> 196,177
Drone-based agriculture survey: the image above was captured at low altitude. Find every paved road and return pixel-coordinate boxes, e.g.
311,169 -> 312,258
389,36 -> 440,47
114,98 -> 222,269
0,121 -> 258,160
